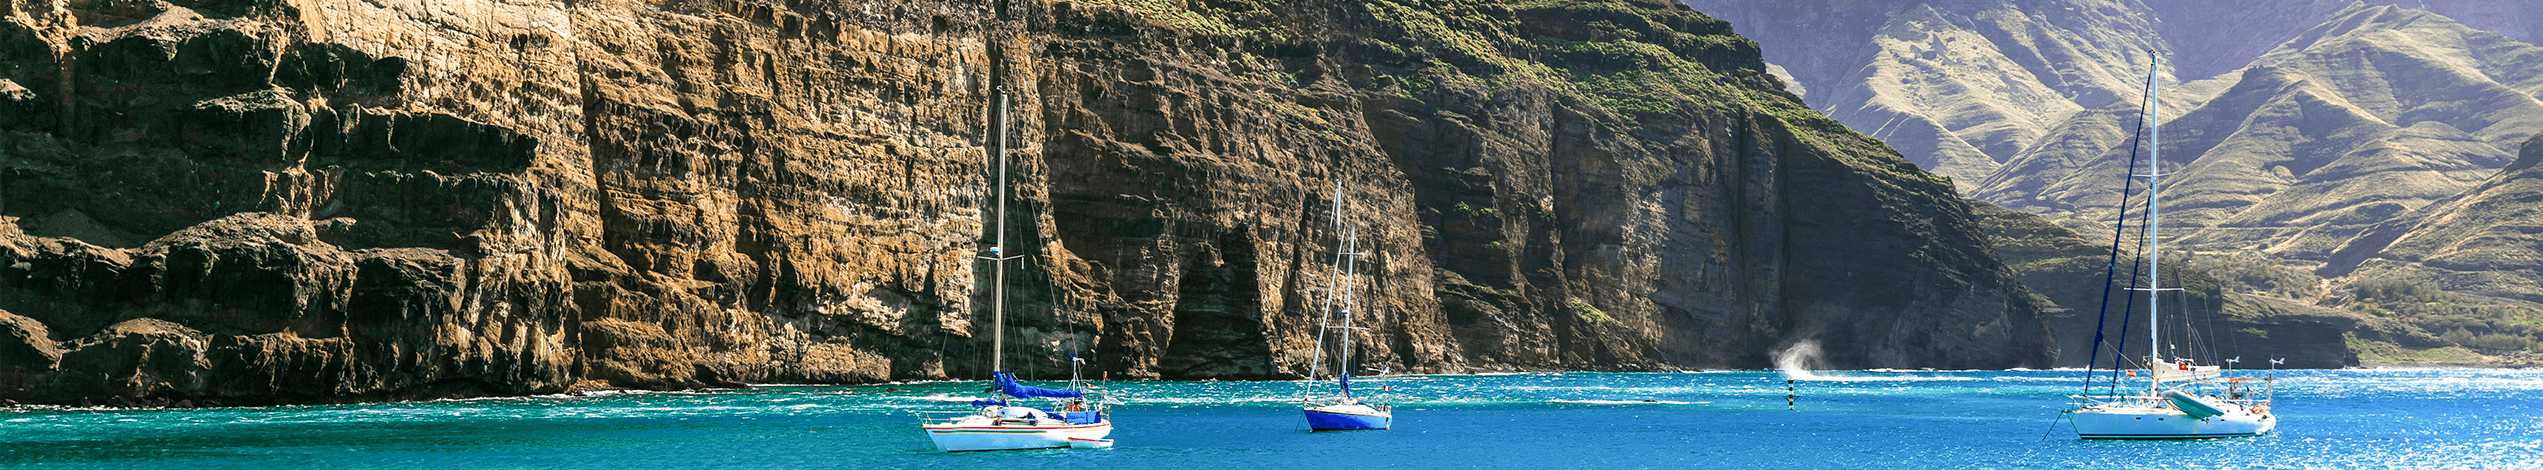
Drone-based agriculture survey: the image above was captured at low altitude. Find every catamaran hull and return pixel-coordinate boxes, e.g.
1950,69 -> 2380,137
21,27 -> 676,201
1303,408 -> 1391,431
924,423 -> 1113,451
2072,409 -> 2273,439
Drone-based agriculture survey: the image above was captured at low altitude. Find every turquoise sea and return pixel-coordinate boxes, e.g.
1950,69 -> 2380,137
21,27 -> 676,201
4,369 -> 2537,469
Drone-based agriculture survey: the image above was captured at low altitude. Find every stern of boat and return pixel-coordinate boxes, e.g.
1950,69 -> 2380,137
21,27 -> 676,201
1302,403 -> 1393,431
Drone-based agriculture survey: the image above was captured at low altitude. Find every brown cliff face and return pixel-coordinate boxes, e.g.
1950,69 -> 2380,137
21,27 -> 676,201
0,0 -> 2050,406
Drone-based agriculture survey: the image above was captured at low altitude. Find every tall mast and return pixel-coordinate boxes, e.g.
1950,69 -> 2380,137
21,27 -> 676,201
991,89 -> 1010,374
2141,54 -> 2162,387
1338,229 -> 1360,401
1307,182 -> 1342,383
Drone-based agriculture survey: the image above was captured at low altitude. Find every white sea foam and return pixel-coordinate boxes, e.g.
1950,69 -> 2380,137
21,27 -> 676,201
571,389 -> 687,397
1775,340 -> 1826,380
892,393 -> 984,403
1790,375 -> 1981,382
1987,376 -> 2086,383
1550,399 -> 1695,405
1115,395 -> 1304,405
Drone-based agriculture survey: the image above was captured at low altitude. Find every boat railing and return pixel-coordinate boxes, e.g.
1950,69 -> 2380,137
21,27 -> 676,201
2067,393 -> 2164,409
2069,376 -> 2275,413
912,410 -> 985,424
1072,386 -> 1126,408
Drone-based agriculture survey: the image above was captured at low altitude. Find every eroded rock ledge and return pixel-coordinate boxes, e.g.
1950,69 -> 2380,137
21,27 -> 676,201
1,0 -> 2051,406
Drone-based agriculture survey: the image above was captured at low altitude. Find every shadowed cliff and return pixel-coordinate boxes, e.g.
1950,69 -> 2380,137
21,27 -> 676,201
0,0 -> 2052,406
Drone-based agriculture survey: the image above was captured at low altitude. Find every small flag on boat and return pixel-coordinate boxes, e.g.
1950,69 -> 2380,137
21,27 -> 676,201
2270,358 -> 2285,365
2227,357 -> 2241,364
2126,370 -> 2136,377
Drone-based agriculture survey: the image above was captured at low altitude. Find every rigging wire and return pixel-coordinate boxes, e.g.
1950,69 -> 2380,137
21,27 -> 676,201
2079,90 -> 2153,396
2110,198 -> 2152,396
2088,67 -> 2158,396
1302,181 -> 1345,401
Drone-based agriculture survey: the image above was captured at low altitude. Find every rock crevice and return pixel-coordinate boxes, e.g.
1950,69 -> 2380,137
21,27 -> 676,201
3,0 -> 2052,405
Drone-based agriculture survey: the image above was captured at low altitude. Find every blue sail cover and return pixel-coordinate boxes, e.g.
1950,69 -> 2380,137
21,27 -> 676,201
1052,411 -> 1103,424
993,371 -> 1082,399
1338,372 -> 1352,398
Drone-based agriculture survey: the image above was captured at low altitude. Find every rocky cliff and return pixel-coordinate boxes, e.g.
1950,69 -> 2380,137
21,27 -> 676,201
1687,0 -> 2543,263
1980,4 -> 2543,261
2331,135 -> 2543,303
1679,0 -> 2186,190
1685,0 -> 2543,198
0,0 -> 2053,406
1690,0 -> 2543,365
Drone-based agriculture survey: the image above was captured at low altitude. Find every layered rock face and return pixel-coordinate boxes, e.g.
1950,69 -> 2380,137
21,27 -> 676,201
2330,135 -> 2543,302
2141,0 -> 2543,81
1688,0 -> 2543,198
1691,0 -> 2543,263
1693,0 -> 2543,363
0,0 -> 2053,406
1981,5 -> 2543,261
1675,0 -> 2167,188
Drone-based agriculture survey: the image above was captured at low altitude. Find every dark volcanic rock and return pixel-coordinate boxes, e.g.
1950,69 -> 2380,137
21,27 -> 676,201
0,0 -> 2054,405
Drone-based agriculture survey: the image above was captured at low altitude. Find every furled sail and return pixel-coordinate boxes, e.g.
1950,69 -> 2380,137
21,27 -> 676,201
994,371 -> 1083,399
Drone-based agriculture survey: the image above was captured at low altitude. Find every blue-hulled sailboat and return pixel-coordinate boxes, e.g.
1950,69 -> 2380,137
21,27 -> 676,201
1299,183 -> 1391,431
919,89 -> 1113,451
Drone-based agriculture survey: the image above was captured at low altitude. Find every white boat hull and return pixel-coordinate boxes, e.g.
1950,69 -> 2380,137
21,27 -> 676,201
923,420 -> 1113,452
2072,406 -> 2274,439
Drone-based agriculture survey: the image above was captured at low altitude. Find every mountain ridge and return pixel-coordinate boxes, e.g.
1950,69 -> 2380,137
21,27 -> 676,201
1688,0 -> 2543,364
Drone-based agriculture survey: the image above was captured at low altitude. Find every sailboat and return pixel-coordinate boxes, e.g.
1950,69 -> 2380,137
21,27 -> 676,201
2066,54 -> 2276,440
920,89 -> 1114,451
1299,183 -> 1392,431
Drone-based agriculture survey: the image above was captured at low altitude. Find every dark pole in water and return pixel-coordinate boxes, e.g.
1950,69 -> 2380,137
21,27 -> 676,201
1787,379 -> 1798,411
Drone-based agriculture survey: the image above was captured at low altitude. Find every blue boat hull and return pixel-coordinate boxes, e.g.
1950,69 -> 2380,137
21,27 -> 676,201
1302,408 -> 1391,431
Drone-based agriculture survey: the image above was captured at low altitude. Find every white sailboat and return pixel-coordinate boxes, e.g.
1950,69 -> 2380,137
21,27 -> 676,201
920,89 -> 1114,451
2067,54 -> 2276,440
1299,182 -> 1392,431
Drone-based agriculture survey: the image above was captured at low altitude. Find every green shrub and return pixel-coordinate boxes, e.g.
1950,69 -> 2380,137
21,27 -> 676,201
1569,297 -> 1616,325
2440,329 -> 2536,352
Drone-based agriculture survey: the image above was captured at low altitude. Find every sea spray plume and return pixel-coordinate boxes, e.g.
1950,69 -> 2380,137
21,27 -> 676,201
1775,341 -> 1824,380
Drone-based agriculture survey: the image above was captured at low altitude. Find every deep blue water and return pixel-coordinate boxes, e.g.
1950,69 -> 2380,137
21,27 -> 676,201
4,369 -> 2537,469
